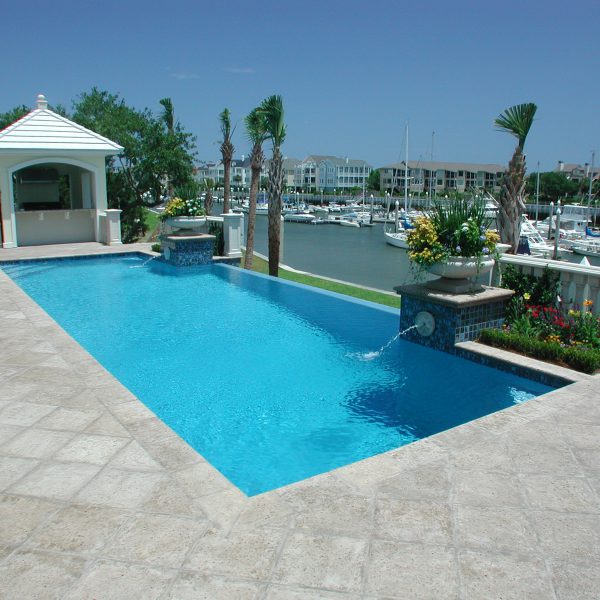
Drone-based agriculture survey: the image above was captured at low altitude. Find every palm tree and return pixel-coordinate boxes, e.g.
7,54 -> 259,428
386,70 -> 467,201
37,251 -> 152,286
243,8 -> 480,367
259,95 -> 286,276
495,102 -> 538,253
243,108 -> 268,270
219,108 -> 235,214
159,98 -> 175,200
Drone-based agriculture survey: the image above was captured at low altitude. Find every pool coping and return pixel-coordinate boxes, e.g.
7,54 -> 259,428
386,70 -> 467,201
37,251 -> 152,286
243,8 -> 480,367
0,246 -> 599,598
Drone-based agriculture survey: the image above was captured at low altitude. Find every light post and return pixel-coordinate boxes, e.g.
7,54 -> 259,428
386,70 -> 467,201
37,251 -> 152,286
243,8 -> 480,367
535,161 -> 540,225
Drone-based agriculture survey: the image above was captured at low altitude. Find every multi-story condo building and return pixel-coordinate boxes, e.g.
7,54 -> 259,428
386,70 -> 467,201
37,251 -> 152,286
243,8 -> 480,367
379,161 -> 506,194
294,155 -> 372,192
197,159 -> 251,188
197,157 -> 301,190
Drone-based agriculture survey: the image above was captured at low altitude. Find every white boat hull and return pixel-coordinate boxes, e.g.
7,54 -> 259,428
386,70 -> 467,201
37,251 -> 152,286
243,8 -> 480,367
384,231 -> 409,249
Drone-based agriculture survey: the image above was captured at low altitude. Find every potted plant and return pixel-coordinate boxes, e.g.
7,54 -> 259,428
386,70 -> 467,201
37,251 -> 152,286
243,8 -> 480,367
407,198 -> 500,292
159,197 -> 206,234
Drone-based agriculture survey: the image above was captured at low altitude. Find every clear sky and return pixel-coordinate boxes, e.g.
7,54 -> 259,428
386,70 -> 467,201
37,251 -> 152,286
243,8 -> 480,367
2,0 -> 598,171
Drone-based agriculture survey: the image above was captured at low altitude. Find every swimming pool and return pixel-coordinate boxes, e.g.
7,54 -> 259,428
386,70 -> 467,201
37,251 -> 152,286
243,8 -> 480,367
2,255 -> 553,495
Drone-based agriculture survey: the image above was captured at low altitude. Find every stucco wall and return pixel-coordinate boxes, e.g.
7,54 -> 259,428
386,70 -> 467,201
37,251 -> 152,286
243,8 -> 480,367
15,210 -> 96,246
0,153 -> 108,247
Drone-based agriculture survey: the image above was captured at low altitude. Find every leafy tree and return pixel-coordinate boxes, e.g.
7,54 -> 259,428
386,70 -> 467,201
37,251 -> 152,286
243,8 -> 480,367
259,95 -> 286,276
219,108 -> 234,214
525,171 -> 579,202
495,103 -> 537,253
0,105 -> 30,130
243,107 -> 268,270
72,88 -> 196,242
367,169 -> 380,191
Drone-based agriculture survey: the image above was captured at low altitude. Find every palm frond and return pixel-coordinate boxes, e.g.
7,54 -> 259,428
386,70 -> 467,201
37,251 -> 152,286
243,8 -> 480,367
159,98 -> 174,132
258,95 -> 286,147
244,107 -> 268,146
494,103 -> 537,150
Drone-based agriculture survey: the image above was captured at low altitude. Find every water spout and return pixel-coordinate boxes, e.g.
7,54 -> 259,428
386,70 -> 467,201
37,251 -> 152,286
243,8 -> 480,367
354,324 -> 418,361
129,255 -> 159,268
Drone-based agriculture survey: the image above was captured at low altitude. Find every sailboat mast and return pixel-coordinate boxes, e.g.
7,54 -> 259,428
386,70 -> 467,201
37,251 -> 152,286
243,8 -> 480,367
404,123 -> 409,212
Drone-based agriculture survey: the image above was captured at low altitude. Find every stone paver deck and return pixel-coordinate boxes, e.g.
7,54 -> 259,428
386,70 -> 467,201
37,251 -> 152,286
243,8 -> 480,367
0,245 -> 599,599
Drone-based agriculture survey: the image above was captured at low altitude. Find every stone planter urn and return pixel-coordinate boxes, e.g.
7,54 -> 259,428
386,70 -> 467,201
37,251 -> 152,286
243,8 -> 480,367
165,216 -> 207,235
426,256 -> 495,293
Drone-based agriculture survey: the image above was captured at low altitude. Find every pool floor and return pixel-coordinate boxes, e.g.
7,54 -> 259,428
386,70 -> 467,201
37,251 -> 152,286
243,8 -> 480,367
1,255 -> 553,495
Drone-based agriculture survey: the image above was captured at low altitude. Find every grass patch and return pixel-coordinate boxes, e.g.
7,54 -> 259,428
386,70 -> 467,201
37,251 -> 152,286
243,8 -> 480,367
141,209 -> 160,242
246,253 -> 401,309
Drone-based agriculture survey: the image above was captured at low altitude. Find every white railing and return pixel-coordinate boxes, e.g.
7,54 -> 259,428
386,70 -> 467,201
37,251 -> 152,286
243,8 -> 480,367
496,254 -> 600,315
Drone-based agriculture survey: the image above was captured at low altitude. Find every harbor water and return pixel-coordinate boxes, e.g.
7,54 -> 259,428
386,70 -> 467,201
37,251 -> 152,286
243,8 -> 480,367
250,214 -> 600,291
252,216 -> 419,291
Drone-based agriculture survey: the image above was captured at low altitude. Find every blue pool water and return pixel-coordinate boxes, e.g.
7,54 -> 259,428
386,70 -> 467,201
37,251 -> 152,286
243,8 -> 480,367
2,255 -> 553,495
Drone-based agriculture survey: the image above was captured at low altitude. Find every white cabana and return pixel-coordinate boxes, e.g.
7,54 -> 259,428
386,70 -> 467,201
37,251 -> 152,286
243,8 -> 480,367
0,94 -> 124,248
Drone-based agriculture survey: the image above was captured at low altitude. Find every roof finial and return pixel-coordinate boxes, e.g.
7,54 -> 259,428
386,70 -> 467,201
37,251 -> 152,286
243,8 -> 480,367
36,94 -> 48,110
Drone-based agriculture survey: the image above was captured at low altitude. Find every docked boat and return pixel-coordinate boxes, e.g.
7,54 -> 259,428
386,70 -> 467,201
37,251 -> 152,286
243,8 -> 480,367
384,230 -> 410,249
284,211 -> 316,223
518,218 -> 567,258
570,238 -> 600,257
337,218 -> 360,228
341,211 -> 372,226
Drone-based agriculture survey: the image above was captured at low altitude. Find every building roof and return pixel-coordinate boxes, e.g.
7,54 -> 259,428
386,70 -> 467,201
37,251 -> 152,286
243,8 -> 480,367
0,95 -> 123,154
381,160 -> 505,173
303,155 -> 371,168
556,162 -> 600,176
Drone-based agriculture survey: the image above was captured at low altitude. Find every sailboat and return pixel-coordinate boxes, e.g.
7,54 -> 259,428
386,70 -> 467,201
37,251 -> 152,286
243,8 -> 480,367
384,124 -> 412,249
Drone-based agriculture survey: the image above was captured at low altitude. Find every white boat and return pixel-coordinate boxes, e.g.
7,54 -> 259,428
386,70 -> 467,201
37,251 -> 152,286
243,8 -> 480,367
571,239 -> 600,257
341,211 -> 372,226
337,218 -> 360,228
255,204 -> 269,215
384,123 -> 413,248
384,230 -> 410,249
284,212 -> 316,223
518,218 -> 567,258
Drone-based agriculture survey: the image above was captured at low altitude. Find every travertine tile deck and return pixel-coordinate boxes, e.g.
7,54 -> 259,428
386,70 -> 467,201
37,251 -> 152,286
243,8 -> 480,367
0,246 -> 598,599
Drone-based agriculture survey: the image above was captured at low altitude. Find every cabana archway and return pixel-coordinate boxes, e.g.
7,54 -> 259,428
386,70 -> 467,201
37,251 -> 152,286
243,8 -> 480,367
9,157 -> 101,247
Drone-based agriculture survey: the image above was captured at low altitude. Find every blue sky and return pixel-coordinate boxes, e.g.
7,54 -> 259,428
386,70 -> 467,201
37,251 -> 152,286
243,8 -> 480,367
2,0 -> 598,171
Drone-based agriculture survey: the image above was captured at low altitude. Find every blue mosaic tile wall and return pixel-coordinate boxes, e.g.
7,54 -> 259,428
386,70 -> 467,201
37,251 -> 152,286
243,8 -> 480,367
161,236 -> 215,266
399,295 -> 508,354
454,347 -> 570,388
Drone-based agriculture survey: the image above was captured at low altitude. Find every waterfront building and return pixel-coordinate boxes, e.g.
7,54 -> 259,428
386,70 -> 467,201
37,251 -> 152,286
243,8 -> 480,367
379,160 -> 505,194
294,155 -> 372,192
196,159 -> 251,188
555,160 -> 600,183
197,157 -> 301,190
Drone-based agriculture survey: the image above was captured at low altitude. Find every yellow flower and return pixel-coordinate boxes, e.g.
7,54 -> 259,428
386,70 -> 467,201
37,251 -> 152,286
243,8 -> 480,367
583,299 -> 593,307
523,293 -> 531,301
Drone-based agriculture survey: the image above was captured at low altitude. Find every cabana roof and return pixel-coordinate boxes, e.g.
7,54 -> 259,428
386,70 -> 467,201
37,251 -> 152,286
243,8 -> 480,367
0,94 -> 123,154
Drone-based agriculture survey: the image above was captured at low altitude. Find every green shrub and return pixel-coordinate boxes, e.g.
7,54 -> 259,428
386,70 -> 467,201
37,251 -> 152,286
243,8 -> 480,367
478,329 -> 600,374
151,243 -> 161,253
209,222 -> 225,256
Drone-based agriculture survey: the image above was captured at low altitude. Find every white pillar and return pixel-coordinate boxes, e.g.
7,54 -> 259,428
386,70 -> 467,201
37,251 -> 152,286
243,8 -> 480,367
221,212 -> 243,258
104,209 -> 122,245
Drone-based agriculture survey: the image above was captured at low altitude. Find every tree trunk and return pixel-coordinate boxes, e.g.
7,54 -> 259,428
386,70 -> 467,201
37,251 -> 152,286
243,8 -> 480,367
223,160 -> 231,214
498,146 -> 527,253
204,190 -> 213,217
244,166 -> 260,270
268,147 -> 284,276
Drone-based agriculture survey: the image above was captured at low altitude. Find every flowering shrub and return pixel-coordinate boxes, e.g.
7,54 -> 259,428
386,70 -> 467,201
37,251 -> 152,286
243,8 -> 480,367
407,199 -> 499,268
159,197 -> 205,221
504,301 -> 600,349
